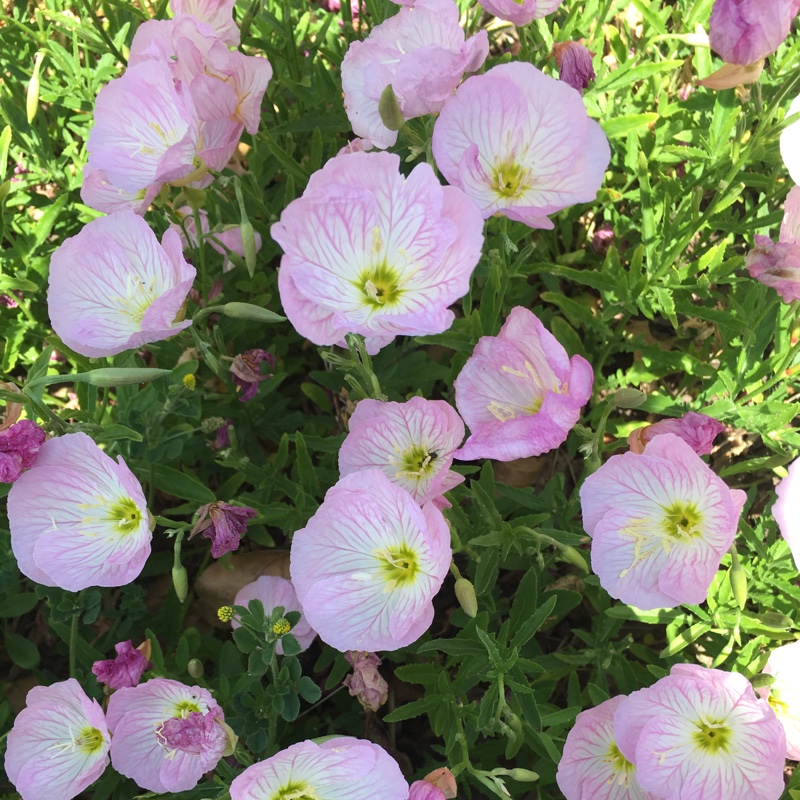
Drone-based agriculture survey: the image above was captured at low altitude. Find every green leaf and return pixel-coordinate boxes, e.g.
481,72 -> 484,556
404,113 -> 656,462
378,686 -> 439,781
417,637 -> 487,657
383,696 -> 439,723
0,593 -> 39,618
149,465 -> 215,504
601,113 -> 659,139
511,596 -> 558,649
5,632 -> 40,669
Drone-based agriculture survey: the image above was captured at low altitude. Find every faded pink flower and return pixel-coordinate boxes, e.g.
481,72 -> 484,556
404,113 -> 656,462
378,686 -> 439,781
5,679 -> 110,800
344,651 -> 389,711
453,307 -> 593,462
339,397 -> 465,505
0,419 -> 46,483
557,695 -> 657,800
409,783 -> 447,800
341,0 -> 488,149
774,456 -> 800,570
580,434 -> 747,609
290,470 -> 451,652
92,640 -> 151,690
614,663 -> 786,800
191,501 -> 257,557
760,641 -> 800,759
552,41 -> 595,92
169,0 -> 240,46
272,151 -> 484,354
233,576 -> 317,654
592,223 -> 615,255
432,62 -> 609,229
478,0 -> 563,27
48,210 -> 195,358
420,768 -> 457,799
709,0 -> 800,65
231,348 -> 274,402
747,185 -> 800,302
81,163 -> 161,215
107,678 -> 227,794
8,433 -> 152,591
338,137 -> 374,155
627,411 -> 725,456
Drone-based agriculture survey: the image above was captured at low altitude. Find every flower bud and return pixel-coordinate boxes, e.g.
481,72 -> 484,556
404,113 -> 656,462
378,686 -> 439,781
729,551 -> 748,610
172,564 -> 189,603
378,84 -> 405,132
73,368 -> 172,388
217,605 -> 235,622
552,41 -> 594,93
613,387 -> 647,408
506,768 -> 539,782
220,302 -> 285,324
182,373 -> 197,391
454,577 -> 478,618
27,52 -> 45,125
187,658 -> 204,678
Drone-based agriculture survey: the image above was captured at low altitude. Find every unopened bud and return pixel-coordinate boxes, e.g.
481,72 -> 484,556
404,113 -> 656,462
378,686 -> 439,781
172,564 -> 189,603
378,84 -> 405,132
220,302 -> 285,324
558,544 -> 588,572
454,577 -> 478,618
614,387 -> 647,408
728,544 -> 747,611
74,368 -> 172,387
27,52 -> 45,125
506,768 -> 539,783
187,658 -> 204,678
240,220 -> 258,278
182,373 -> 197,391
751,673 -> 776,689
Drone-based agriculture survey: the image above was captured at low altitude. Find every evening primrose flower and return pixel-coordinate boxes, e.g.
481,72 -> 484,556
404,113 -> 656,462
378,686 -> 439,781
760,641 -> 800,759
8,433 -> 152,591
478,0 -> 563,25
580,434 -> 747,610
709,0 -> 799,65
614,664 -> 786,800
80,163 -> 161,215
107,679 -> 227,794
169,0 -> 240,45
774,456 -> 800,570
290,470 -> 451,652
5,679 -> 111,800
431,62 -> 609,229
338,397 -> 465,506
92,640 -> 151,690
48,210 -> 195,358
272,151 -> 484,354
453,307 -> 594,462
627,411 -> 725,456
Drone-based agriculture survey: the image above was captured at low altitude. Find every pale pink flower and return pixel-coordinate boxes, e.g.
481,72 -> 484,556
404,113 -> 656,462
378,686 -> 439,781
272,151 -> 484,354
627,411 -> 725,456
557,695 -> 657,800
478,0 -> 563,25
338,137 -> 374,155
453,307 -> 593,462
339,397 -> 465,505
344,651 -> 389,711
233,576 -> 317,654
8,433 -> 151,591
774,456 -> 800,570
760,641 -> 800,759
48,210 -> 195,358
0,419 -> 46,483
614,663 -> 786,800
432,62 -> 610,229
230,738 -> 408,800
290,470 -> 451,652
81,163 -> 161,215
107,678 -> 227,794
87,61 -> 200,193
92,641 -> 151,690
580,434 -> 747,610
169,0 -> 240,46
5,679 -> 110,800
747,185 -> 800,302
709,0 -> 800,65
552,41 -> 595,92
409,783 -> 447,800
341,0 -> 488,149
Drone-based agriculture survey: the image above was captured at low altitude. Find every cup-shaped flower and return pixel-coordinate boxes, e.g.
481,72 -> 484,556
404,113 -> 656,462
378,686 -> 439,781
339,397 -> 465,505
92,640 -> 151,690
760,641 -> 800,759
169,0 -> 240,45
0,419 -> 46,483
627,411 -> 725,456
556,695 -> 658,800
107,678 -> 227,794
290,470 -> 451,651
431,62 -> 609,229
233,576 -> 317,654
48,210 -> 196,358
747,185 -> 800,302
5,679 -> 111,800
614,664 -> 786,800
453,307 -> 593,462
272,151 -> 484,354
8,433 -> 152,591
341,0 -> 488,149
580,434 -> 747,610
774,456 -> 800,570
709,0 -> 799,65
230,738 -> 408,800
478,0 -> 563,25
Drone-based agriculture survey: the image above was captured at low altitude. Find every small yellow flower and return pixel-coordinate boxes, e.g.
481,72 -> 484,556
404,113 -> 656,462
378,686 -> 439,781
182,373 -> 197,390
272,618 -> 291,635
217,605 -> 234,622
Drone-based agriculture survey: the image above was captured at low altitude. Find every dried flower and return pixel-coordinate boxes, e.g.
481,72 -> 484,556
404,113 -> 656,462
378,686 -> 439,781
230,349 -> 274,402
0,419 -> 46,484
92,640 -> 151,690
344,651 -> 389,711
552,41 -> 595,93
191,501 -> 257,558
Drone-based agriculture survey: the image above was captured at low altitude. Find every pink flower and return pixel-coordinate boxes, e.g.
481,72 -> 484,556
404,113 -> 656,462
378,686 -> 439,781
230,738 -> 408,800
339,397 -> 465,505
8,433 -> 152,591
709,0 -> 800,65
169,0 -> 240,46
233,576 -> 317,654
453,307 -> 593,462
614,663 -> 786,800
774,456 -> 800,570
48,210 -> 195,358
557,695 -> 657,800
230,348 -> 274,401
592,223 -> 615,255
191,501 -> 257,557
409,783 -> 447,800
92,640 -> 151,690
0,419 -> 46,483
580,434 -> 747,610
5,679 -> 110,800
272,151 -> 484,355
341,0 -> 488,149
552,41 -> 595,92
747,185 -> 800,302
344,651 -> 389,711
432,62 -> 610,229
290,470 -> 451,651
477,0 -> 563,25
760,641 -> 800,759
338,137 -> 374,155
80,163 -> 161,215
107,678 -> 227,793
628,411 -> 725,456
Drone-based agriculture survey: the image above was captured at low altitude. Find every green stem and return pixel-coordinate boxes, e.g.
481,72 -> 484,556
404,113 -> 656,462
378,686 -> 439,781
192,206 -> 208,299
69,610 -> 79,678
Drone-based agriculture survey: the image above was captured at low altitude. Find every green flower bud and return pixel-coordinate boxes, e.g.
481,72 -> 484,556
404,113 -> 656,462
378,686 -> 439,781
454,577 -> 478,618
728,544 -> 747,611
27,52 -> 45,125
74,368 -> 171,387
613,387 -> 647,408
172,564 -> 189,603
220,302 -> 285,324
187,658 -> 204,678
506,768 -> 539,782
378,84 -> 405,132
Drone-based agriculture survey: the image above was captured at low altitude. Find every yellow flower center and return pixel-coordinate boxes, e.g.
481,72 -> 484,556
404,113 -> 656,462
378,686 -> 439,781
692,719 -> 731,754
273,783 -> 319,800
173,698 -> 203,717
397,444 -> 437,478
357,262 -> 403,309
376,543 -> 419,590
108,497 -> 143,535
661,501 -> 702,541
491,160 -> 532,200
76,726 -> 105,755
